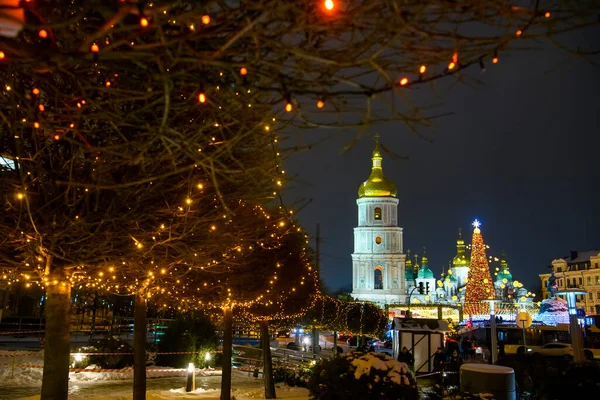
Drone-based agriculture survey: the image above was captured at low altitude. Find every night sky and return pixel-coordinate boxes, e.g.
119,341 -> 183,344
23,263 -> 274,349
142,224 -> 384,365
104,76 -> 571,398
283,37 -> 600,294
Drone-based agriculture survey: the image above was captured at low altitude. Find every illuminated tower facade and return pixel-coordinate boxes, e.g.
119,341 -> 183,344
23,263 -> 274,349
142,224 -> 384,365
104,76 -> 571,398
351,135 -> 406,306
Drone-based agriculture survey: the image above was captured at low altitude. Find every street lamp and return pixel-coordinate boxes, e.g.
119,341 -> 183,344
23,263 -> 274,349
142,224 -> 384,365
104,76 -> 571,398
556,288 -> 587,363
406,286 -> 418,318
482,299 -> 503,364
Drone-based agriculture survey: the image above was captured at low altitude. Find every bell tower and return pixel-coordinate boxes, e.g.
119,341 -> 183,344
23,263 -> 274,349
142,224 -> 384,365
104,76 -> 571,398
351,135 -> 406,306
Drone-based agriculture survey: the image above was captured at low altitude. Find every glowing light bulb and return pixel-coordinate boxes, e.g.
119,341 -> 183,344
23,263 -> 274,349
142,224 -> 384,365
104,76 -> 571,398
285,102 -> 292,112
492,57 -> 498,64
516,29 -> 522,37
39,30 -> 48,39
399,77 -> 408,86
32,88 -> 40,95
0,51 -> 4,59
317,100 -> 324,108
448,62 -> 455,70
545,12 -> 551,18
140,17 -> 149,27
91,44 -> 99,53
198,93 -> 206,103
240,67 -> 248,76
324,0 -> 334,11
202,15 -> 210,25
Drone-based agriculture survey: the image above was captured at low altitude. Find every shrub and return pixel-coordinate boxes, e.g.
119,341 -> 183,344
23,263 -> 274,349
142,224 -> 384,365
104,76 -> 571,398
273,366 -> 313,387
307,351 -> 418,400
156,315 -> 218,368
82,336 -> 134,369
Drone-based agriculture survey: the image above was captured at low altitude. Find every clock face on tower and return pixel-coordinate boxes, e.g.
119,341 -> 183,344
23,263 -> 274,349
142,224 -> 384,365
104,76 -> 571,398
375,236 -> 382,245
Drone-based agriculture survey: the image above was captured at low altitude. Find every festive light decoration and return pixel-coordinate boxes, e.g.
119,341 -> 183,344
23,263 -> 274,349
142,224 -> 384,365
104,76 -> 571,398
0,0 -> 25,38
464,220 -> 496,315
399,77 -> 408,86
0,2 -> 596,395
324,0 -> 335,11
140,17 -> 149,27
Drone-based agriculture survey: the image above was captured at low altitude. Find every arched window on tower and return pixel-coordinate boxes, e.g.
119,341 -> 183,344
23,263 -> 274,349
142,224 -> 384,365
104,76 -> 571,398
374,207 -> 382,220
374,266 -> 383,290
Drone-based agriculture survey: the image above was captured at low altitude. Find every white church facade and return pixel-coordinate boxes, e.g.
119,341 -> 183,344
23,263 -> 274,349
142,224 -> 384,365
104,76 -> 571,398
351,136 -> 407,306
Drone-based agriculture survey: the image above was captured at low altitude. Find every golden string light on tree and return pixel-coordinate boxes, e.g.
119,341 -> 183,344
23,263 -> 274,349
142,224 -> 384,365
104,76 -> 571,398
464,220 -> 497,316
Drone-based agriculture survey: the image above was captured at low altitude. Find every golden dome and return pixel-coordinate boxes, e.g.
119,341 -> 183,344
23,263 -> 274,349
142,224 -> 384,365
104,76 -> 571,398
358,136 -> 397,198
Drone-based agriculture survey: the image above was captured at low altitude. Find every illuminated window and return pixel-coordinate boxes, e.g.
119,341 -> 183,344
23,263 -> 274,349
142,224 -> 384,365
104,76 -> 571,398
375,236 -> 382,245
374,207 -> 382,220
374,267 -> 383,290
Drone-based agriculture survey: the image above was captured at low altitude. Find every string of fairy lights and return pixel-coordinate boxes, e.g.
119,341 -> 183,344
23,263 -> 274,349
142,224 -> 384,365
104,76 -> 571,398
0,1 -> 565,121
0,0 -> 588,324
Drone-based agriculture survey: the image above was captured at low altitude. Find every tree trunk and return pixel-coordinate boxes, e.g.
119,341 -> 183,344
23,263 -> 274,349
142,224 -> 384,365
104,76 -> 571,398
312,326 -> 319,356
220,306 -> 233,400
90,307 -> 97,338
333,331 -> 338,356
260,320 -> 276,399
133,294 -> 147,400
40,277 -> 71,400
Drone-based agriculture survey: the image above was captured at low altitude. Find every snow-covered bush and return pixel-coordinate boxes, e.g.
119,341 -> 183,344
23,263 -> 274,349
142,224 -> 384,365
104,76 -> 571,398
307,351 -> 418,400
273,365 -> 312,387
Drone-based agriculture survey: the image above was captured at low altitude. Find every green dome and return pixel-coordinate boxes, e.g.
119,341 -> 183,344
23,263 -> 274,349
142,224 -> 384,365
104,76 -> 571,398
445,274 -> 457,283
417,266 -> 434,279
496,253 -> 513,282
405,267 -> 414,281
358,138 -> 397,198
496,268 -> 513,282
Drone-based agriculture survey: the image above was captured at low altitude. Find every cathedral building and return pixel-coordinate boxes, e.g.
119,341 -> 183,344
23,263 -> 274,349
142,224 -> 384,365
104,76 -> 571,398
350,137 -> 535,319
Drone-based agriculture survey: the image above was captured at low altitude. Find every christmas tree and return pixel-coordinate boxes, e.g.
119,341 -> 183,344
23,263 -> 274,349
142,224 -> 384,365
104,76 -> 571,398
464,220 -> 496,315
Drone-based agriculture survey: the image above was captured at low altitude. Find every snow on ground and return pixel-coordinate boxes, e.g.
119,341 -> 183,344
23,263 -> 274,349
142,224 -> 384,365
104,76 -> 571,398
0,349 -> 308,400
17,384 -> 309,400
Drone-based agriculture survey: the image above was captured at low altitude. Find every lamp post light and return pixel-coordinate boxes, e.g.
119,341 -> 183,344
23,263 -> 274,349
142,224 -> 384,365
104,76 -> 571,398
406,286 -> 418,319
556,288 -> 587,363
482,299 -> 503,364
186,362 -> 196,392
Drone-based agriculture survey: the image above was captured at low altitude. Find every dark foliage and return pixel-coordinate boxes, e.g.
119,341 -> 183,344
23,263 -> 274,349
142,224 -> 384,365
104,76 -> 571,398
156,314 -> 218,368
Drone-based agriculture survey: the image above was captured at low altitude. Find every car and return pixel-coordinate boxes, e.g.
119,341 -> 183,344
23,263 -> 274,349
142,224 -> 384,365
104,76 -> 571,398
286,341 -> 300,351
530,343 -> 574,359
